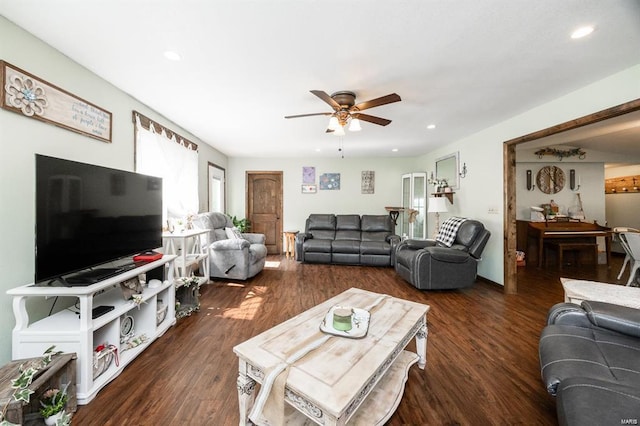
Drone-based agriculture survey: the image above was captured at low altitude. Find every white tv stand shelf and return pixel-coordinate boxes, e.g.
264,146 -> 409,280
7,255 -> 177,405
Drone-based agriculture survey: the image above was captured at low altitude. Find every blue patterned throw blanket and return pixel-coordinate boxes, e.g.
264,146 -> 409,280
436,217 -> 467,247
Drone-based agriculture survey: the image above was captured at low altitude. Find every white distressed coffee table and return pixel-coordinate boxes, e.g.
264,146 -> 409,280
233,287 -> 429,425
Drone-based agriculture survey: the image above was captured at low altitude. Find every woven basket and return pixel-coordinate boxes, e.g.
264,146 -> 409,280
93,345 -> 115,379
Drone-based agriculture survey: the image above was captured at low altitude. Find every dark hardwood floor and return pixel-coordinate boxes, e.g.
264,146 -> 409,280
73,254 -> 628,425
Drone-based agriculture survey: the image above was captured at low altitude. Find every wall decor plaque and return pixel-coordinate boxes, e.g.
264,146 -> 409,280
0,60 -> 112,142
319,173 -> 340,190
361,171 -> 375,194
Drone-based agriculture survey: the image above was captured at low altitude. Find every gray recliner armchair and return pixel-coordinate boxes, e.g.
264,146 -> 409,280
394,218 -> 490,290
539,301 -> 640,425
192,212 -> 267,280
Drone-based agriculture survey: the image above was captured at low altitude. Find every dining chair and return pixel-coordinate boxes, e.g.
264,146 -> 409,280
614,227 -> 640,281
618,231 -> 640,286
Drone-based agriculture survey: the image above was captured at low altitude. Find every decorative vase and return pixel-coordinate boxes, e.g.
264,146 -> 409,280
44,411 -> 63,426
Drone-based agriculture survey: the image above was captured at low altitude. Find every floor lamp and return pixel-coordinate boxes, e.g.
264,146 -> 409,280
428,196 -> 448,238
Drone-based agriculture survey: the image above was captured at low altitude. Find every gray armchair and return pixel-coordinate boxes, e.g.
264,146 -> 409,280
394,219 -> 490,290
192,212 -> 267,280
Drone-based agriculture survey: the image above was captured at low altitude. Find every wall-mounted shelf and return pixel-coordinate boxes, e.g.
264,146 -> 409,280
605,174 -> 640,194
431,192 -> 455,204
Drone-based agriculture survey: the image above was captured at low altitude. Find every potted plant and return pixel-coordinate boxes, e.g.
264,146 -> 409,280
39,384 -> 71,426
230,215 -> 250,232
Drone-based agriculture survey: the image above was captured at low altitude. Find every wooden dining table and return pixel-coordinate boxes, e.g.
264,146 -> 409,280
523,220 -> 612,268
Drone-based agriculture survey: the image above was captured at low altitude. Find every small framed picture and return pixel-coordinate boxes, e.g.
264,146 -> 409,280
301,184 -> 317,194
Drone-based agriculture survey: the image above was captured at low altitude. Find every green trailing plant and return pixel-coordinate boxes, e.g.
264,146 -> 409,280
230,215 -> 250,232
0,345 -> 61,426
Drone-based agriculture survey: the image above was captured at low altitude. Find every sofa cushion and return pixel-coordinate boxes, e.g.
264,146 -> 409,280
436,216 -> 467,247
360,241 -> 390,255
336,215 -> 361,230
225,227 -> 243,240
308,214 -> 336,230
555,377 -> 640,426
361,215 -> 391,232
304,239 -> 332,253
332,240 -> 360,254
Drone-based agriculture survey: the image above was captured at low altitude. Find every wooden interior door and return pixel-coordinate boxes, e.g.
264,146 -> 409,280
247,171 -> 282,255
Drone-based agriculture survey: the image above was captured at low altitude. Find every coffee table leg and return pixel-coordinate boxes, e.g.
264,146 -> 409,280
415,318 -> 428,370
237,370 -> 256,426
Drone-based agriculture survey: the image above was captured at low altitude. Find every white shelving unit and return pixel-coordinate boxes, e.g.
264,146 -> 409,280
162,229 -> 210,285
7,255 -> 177,405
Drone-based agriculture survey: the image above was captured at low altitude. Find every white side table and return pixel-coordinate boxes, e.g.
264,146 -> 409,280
561,278 -> 640,309
162,229 -> 210,285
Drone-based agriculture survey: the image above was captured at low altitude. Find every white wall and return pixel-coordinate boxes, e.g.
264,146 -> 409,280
227,156 -> 421,235
515,162 -> 605,223
0,17 -> 227,364
414,64 -> 640,285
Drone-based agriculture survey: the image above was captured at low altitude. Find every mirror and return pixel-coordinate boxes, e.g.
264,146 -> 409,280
435,152 -> 460,190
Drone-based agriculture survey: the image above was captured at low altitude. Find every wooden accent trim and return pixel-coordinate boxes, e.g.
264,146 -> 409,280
132,110 -> 198,151
504,143 -> 517,294
605,174 -> 640,194
503,97 -> 640,294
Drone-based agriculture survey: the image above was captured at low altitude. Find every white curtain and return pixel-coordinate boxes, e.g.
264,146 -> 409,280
135,116 -> 198,220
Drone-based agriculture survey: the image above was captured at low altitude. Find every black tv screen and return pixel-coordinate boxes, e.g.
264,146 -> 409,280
35,154 -> 163,283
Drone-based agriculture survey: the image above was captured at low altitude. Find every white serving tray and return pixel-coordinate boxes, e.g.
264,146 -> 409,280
320,305 -> 371,339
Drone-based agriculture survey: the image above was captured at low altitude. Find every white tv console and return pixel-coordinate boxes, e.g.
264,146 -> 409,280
7,255 -> 177,405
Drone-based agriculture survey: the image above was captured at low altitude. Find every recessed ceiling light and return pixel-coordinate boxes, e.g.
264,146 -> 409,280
392,148 -> 399,152
164,51 -> 181,61
427,124 -> 436,130
315,148 -> 321,152
571,26 -> 594,39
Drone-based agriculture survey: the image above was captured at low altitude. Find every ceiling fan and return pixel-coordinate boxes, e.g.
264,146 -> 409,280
285,90 -> 401,135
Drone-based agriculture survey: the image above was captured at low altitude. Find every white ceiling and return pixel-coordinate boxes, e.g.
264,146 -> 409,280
1,0 -> 639,158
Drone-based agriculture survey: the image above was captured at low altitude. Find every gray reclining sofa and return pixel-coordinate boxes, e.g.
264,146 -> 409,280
295,214 -> 400,266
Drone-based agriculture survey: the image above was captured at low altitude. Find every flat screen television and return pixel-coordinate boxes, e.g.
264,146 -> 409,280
35,154 -> 163,284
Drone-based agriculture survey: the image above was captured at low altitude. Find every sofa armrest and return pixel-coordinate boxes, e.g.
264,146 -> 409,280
546,302 -> 594,327
424,246 -> 472,263
582,300 -> 640,338
210,238 -> 250,251
297,232 -> 312,242
399,239 -> 436,250
386,235 -> 401,244
242,232 -> 266,244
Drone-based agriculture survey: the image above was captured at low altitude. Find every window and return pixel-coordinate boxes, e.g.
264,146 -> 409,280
134,112 -> 198,221
208,162 -> 225,213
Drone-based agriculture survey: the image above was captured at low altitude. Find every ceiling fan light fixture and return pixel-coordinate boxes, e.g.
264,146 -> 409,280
327,116 -> 340,131
333,125 -> 345,136
349,118 -> 362,132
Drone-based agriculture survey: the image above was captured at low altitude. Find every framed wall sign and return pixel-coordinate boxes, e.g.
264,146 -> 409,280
301,184 -> 317,194
1,60 -> 112,142
361,171 -> 375,194
319,173 -> 340,190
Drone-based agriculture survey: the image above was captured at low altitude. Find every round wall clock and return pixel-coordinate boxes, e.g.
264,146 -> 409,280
536,166 -> 565,194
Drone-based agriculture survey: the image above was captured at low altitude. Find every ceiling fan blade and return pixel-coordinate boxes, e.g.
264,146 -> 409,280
352,93 -> 401,111
284,112 -> 332,119
354,113 -> 392,126
310,90 -> 341,111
